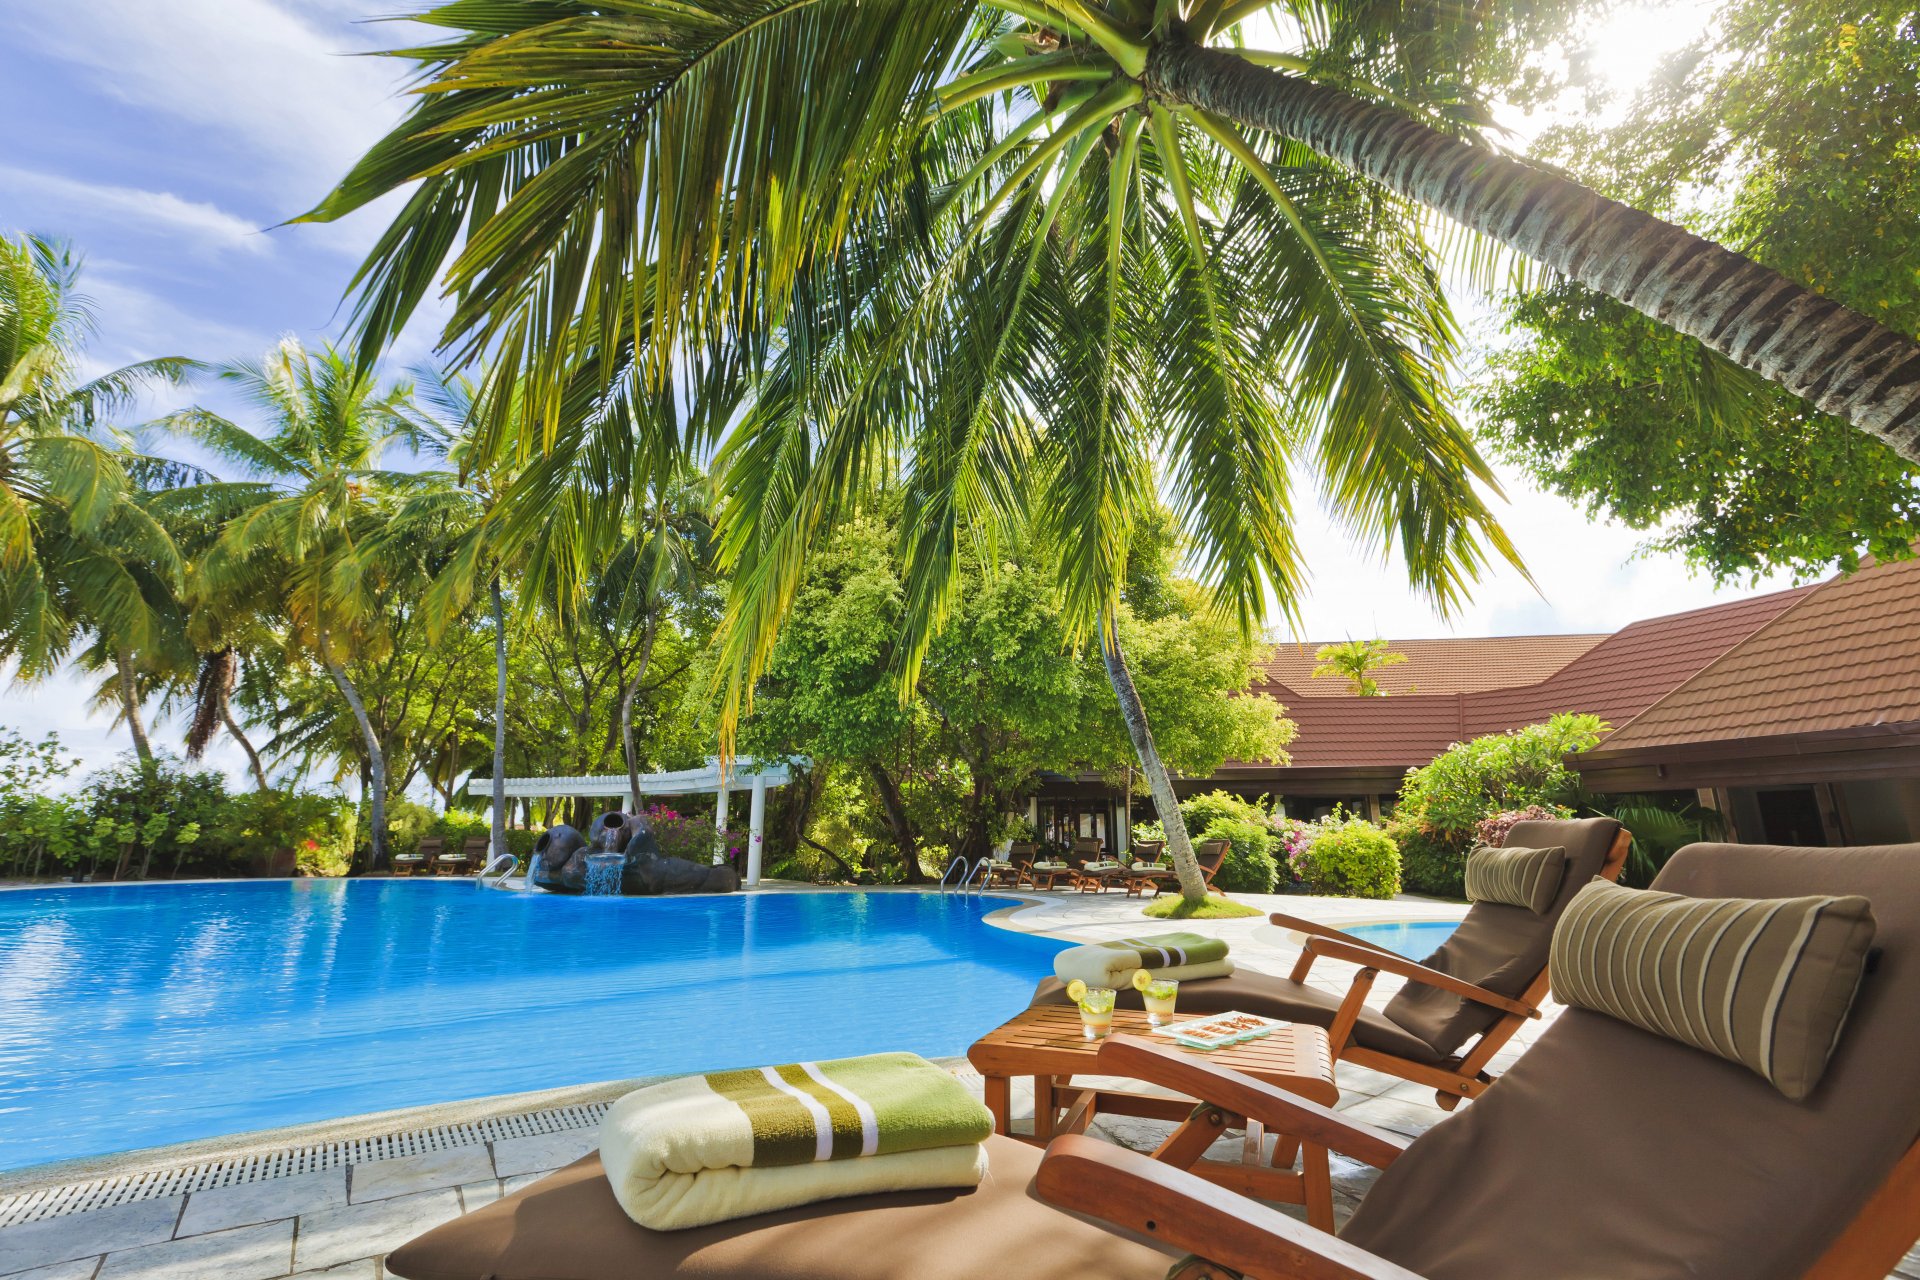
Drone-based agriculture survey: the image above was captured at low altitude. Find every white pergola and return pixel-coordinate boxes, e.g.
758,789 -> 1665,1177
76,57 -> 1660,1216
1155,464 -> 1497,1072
465,757 -> 795,886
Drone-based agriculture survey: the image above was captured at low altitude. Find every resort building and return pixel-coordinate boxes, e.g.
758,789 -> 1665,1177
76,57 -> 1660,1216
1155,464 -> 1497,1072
1034,554 -> 1920,849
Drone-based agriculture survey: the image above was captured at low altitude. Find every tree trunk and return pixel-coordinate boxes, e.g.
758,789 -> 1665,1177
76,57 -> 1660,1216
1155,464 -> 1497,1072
222,707 -> 271,792
490,577 -> 510,867
867,762 -> 925,883
1098,608 -> 1205,904
321,629 -> 388,872
116,650 -> 154,765
1143,38 -> 1920,462
619,612 -> 660,812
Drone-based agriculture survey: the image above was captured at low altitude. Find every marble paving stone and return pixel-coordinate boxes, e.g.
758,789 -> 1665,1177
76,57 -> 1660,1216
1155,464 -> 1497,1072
349,1147 -> 495,1204
499,1174 -> 546,1196
1335,1094 -> 1451,1140
0,1259 -> 105,1280
178,1169 -> 348,1237
0,1199 -> 184,1275
287,1262 -> 380,1280
294,1190 -> 460,1272
492,1129 -> 598,1178
95,1220 -> 293,1280
456,1181 -> 502,1213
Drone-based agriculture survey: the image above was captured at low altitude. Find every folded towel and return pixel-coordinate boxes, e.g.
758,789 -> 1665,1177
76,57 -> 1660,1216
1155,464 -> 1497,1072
1080,860 -> 1124,873
1053,932 -> 1234,988
601,1052 -> 993,1230
1032,860 -> 1069,871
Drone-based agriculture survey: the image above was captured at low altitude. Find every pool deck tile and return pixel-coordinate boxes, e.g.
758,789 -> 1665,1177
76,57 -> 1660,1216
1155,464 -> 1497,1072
0,1197 -> 183,1275
0,1260 -> 105,1280
93,1220 -> 292,1280
349,1149 -> 495,1205
177,1169 -> 347,1238
288,1263 -> 380,1279
492,1129 -> 598,1178
456,1181 -> 502,1213
294,1189 -> 461,1272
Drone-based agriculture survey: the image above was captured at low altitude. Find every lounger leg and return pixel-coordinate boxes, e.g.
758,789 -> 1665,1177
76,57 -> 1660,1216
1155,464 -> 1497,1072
1033,1075 -> 1056,1141
1302,1143 -> 1334,1232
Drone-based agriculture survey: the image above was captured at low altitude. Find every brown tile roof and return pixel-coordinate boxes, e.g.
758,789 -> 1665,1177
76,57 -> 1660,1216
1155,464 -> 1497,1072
1598,557 -> 1920,751
1258,634 -> 1606,697
1243,586 -> 1814,772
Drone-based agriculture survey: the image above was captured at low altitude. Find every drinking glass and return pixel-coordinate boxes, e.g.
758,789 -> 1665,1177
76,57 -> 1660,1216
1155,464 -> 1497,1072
1078,987 -> 1117,1039
1141,978 -> 1179,1026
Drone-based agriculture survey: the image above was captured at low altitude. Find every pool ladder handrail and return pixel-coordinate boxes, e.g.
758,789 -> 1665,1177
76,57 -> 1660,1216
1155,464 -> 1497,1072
477,851 -> 520,889
940,855 -> 990,894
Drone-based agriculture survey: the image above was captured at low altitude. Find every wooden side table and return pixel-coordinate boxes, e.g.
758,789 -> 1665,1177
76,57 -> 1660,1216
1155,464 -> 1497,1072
969,1005 -> 1341,1229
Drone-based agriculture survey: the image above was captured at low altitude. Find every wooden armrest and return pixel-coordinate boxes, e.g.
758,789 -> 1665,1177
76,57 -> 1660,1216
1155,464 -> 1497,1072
1038,1134 -> 1428,1280
1096,1035 -> 1410,1168
1269,912 -> 1404,956
1304,938 -> 1539,1020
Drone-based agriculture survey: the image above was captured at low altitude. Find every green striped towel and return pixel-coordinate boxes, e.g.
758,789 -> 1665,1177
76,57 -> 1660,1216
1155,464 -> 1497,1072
1054,931 -> 1234,988
601,1053 -> 993,1229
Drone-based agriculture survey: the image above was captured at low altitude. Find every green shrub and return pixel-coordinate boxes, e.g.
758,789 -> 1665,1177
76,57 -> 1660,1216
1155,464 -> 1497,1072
505,828 -> 541,860
374,798 -> 439,857
1292,816 -> 1400,899
207,790 -> 354,877
1395,713 -> 1606,836
1179,789 -> 1268,834
1200,816 -> 1278,894
1389,821 -> 1472,898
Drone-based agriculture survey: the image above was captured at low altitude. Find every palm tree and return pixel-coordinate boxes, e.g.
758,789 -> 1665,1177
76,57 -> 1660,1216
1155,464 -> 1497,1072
172,339 -> 421,870
0,235 -> 193,707
304,2 -> 1920,464
1311,639 -> 1407,697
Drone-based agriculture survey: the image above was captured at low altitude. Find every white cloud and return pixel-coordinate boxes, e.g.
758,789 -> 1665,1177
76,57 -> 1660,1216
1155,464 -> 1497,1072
2,167 -> 268,258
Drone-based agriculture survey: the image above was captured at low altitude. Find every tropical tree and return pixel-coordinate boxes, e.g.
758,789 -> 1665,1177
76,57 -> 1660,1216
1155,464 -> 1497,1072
172,339 -> 422,870
1310,638 -> 1407,696
0,234 -> 193,703
304,1 -> 1920,467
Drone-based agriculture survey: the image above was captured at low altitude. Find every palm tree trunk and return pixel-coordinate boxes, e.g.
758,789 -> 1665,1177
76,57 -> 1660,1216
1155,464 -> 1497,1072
1143,39 -> 1920,461
221,707 -> 271,792
620,612 -> 660,813
116,650 -> 154,765
1098,608 -> 1205,904
489,577 -> 509,867
320,629 -> 388,872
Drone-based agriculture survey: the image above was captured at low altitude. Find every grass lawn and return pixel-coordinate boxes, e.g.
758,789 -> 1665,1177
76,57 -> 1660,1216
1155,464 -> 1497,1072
1141,893 -> 1262,920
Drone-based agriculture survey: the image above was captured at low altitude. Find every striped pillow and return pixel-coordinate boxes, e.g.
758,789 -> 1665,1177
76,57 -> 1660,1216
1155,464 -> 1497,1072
1550,880 -> 1876,1099
1463,844 -> 1568,915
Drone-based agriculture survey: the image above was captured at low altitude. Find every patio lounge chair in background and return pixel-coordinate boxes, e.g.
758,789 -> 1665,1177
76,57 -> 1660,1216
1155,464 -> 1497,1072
1023,845 -> 1072,890
386,839 -> 1920,1280
433,833 -> 479,876
1033,818 -> 1630,1107
394,837 -> 437,877
1068,838 -> 1127,893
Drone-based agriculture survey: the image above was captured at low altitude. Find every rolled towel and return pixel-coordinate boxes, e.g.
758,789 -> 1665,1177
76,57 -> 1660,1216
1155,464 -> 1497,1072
601,1052 -> 993,1230
1053,932 -> 1234,989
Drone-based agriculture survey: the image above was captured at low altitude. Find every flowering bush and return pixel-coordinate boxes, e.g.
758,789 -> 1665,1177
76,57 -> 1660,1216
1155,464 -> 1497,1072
1289,814 -> 1400,900
1474,804 -> 1570,849
644,804 -> 750,868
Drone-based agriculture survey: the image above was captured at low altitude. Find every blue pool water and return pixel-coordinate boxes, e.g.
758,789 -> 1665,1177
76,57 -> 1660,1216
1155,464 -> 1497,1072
0,881 -> 1066,1172
1340,919 -> 1460,959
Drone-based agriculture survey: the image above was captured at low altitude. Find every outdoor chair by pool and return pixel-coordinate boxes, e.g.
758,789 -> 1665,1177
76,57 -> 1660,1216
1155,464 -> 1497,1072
1022,847 -> 1072,890
979,853 -> 1021,889
385,840 -> 1920,1280
394,837 -> 437,876
1069,837 -> 1128,892
1032,817 -> 1630,1108
433,832 -> 479,875
1122,839 -> 1171,897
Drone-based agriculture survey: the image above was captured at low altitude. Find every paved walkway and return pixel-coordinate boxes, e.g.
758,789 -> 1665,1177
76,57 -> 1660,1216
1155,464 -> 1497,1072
0,885 -> 1912,1279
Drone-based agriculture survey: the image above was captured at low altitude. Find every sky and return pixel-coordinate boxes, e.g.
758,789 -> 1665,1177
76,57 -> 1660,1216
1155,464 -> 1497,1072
0,0 -> 1807,786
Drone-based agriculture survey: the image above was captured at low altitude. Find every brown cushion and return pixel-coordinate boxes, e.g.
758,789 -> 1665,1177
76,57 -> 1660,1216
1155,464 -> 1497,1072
1383,818 -> 1622,1056
1463,844 -> 1567,915
1550,879 -> 1875,1100
386,1137 -> 1173,1280
1345,841 -> 1920,1280
1030,973 -> 1445,1065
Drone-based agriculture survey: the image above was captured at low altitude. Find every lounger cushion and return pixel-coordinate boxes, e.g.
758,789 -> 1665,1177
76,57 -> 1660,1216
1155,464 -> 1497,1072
385,1138 -> 1174,1280
1462,843 -> 1567,915
1549,879 -> 1874,1099
1382,818 -> 1621,1057
1345,841 -> 1920,1280
1030,972 -> 1445,1065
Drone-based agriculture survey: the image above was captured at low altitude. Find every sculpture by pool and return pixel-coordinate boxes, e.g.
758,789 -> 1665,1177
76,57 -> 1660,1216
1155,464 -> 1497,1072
530,812 -> 740,896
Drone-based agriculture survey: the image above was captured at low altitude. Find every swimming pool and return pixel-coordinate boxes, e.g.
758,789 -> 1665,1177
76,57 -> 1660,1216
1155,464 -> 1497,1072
0,881 -> 1065,1172
1340,919 -> 1460,959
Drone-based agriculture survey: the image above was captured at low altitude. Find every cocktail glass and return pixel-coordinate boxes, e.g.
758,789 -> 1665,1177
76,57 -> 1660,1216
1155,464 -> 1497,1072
1142,978 -> 1179,1026
1078,987 -> 1117,1039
